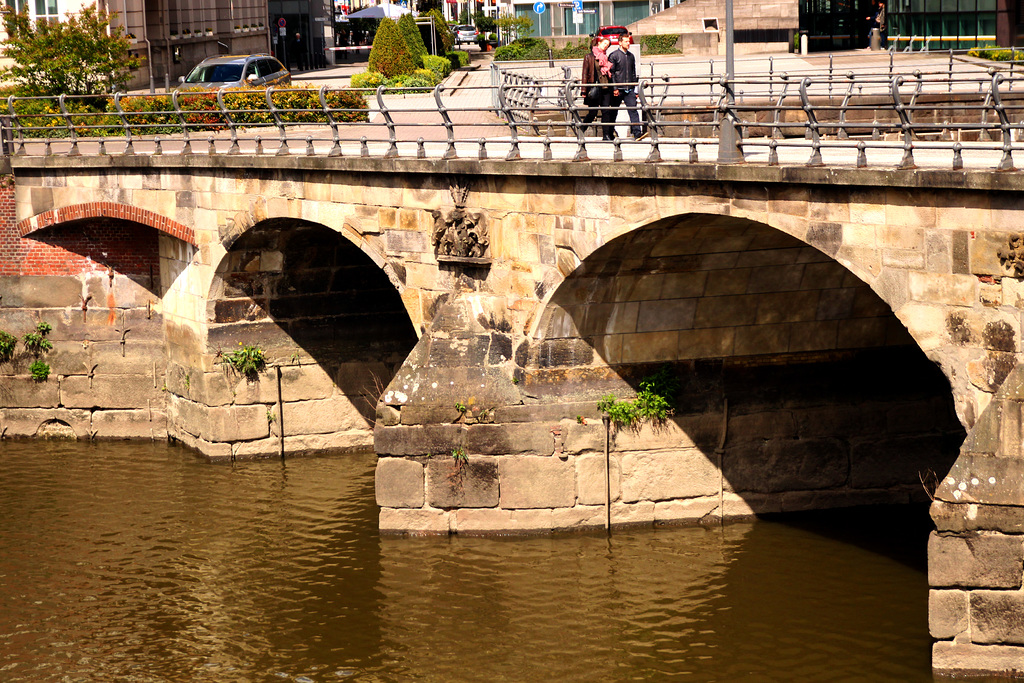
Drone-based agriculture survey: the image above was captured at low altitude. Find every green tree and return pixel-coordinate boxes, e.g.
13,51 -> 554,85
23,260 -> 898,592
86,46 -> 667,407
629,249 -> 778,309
0,3 -> 140,97
496,11 -> 534,43
475,13 -> 496,33
397,13 -> 428,68
368,17 -> 416,78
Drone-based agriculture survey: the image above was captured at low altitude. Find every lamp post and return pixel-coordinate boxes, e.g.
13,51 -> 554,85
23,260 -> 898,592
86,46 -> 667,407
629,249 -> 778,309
717,0 -> 743,162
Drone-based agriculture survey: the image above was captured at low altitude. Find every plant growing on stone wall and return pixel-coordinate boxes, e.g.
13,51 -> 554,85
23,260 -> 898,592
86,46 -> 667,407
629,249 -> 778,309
445,447 -> 468,490
0,331 -> 16,363
22,322 -> 52,357
29,359 -> 50,382
221,342 -> 267,382
598,364 -> 680,429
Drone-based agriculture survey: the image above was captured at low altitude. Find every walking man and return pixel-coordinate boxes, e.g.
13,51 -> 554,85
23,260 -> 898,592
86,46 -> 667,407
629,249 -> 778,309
293,31 -> 307,71
609,34 -> 647,140
866,0 -> 886,48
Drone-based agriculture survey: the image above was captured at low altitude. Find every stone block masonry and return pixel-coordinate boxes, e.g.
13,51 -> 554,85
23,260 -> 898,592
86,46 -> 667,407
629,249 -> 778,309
0,190 -> 167,438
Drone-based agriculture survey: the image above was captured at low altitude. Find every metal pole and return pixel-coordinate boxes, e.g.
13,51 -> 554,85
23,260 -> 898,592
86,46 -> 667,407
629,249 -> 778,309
603,415 -> 611,533
276,366 -> 285,459
717,0 -> 742,162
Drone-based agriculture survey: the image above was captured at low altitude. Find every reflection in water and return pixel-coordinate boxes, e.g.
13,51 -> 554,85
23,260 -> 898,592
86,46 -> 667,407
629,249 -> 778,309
0,442 -> 934,681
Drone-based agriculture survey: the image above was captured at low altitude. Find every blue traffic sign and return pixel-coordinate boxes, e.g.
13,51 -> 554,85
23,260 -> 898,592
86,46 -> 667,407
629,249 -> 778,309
572,0 -> 582,10
534,1 -> 545,12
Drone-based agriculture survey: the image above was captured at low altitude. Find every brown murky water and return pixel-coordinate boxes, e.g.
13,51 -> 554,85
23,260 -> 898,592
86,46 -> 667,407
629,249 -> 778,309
0,441 -> 935,682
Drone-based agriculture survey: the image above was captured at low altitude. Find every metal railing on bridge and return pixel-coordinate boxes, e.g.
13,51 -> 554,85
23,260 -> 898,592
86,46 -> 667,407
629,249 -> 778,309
5,51 -> 1024,171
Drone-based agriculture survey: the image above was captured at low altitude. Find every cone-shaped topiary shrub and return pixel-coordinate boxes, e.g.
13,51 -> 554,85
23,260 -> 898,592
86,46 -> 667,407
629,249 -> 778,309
398,13 -> 429,68
421,9 -> 454,53
368,17 -> 416,78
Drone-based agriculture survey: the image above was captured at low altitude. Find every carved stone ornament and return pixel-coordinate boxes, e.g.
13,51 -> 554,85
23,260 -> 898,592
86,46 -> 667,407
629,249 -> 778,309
431,181 -> 490,265
998,233 -> 1024,277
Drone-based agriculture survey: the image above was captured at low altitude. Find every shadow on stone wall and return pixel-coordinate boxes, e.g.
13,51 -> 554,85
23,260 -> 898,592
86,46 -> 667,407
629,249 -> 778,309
525,213 -> 966,515
207,219 -> 418,437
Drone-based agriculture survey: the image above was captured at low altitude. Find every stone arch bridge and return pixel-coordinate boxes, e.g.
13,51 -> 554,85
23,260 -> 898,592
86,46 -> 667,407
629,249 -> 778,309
2,153 -> 1023,677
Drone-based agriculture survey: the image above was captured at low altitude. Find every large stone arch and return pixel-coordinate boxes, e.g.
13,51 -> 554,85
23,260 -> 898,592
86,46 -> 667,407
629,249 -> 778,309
164,218 -> 419,460
527,212 -> 965,519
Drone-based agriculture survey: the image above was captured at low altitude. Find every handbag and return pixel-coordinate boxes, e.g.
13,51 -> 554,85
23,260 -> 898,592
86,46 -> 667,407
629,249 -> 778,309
586,85 -> 601,101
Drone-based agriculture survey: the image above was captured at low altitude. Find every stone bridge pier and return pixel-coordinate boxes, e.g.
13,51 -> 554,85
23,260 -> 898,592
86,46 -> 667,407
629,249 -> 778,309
4,155 -> 1024,677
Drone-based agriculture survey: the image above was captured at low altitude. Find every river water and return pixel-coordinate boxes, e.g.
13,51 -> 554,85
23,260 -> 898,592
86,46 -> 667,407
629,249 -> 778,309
0,441 -> 936,682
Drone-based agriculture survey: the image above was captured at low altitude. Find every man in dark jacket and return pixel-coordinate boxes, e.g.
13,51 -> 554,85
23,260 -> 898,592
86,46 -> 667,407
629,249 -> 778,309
293,32 -> 307,71
609,33 -> 646,140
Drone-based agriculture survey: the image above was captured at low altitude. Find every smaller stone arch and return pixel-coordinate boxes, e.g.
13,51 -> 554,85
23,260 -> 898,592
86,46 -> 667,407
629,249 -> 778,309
17,202 -> 196,246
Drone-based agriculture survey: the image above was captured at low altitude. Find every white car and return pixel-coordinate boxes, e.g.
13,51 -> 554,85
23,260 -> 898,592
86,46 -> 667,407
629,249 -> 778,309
454,25 -> 478,45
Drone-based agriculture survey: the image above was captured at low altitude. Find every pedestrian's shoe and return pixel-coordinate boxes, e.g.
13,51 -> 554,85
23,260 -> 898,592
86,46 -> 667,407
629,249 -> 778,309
634,131 -> 649,141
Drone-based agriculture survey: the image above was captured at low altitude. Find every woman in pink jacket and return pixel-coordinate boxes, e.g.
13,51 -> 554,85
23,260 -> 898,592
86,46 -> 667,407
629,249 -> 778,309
580,36 -> 614,139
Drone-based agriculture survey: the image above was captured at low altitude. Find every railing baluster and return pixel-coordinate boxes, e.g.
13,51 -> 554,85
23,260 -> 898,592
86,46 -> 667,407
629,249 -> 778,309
171,90 -> 192,155
435,84 -> 457,160
891,75 -> 916,169
799,77 -> 823,166
376,85 -> 398,159
497,83 -> 521,161
265,87 -> 288,155
563,79 -> 589,162
7,96 -> 25,156
113,92 -> 134,155
58,94 -> 80,156
217,86 -> 240,155
319,85 -> 343,158
991,72 -> 1015,171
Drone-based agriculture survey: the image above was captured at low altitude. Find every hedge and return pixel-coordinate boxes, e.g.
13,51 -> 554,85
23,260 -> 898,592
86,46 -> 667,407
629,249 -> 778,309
6,87 -> 368,138
423,54 -> 452,80
639,34 -> 680,54
368,17 -> 417,77
494,44 -> 525,61
446,50 -> 470,68
968,47 -> 1024,61
350,69 -> 441,92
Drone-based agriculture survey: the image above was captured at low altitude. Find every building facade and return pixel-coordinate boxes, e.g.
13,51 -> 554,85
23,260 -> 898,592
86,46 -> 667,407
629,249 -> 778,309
2,0 -> 274,92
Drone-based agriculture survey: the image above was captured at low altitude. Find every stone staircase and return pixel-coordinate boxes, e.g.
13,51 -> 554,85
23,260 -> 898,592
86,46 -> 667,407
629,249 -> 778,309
628,0 -> 797,52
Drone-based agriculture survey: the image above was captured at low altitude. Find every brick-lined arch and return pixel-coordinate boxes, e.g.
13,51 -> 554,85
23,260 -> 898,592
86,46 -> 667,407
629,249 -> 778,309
18,202 -> 195,245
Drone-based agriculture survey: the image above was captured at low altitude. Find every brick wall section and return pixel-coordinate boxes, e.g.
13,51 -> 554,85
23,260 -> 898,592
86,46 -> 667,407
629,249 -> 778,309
16,221 -> 161,281
17,202 -> 195,245
0,187 -> 162,280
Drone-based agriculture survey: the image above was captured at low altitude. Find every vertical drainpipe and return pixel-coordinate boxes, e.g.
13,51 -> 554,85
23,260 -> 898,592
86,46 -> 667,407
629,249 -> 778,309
129,0 -> 157,93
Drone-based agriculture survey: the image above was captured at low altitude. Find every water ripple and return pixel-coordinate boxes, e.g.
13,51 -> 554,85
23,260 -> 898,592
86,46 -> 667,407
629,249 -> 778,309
0,441 -> 934,682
